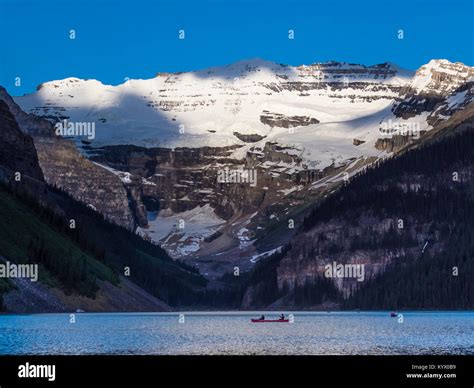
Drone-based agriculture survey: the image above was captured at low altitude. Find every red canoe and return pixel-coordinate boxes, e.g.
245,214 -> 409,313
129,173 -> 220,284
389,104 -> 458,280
251,319 -> 289,323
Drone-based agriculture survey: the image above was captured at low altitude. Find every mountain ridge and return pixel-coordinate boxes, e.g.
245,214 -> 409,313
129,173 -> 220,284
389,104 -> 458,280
7,57 -> 473,266
14,58 -> 471,99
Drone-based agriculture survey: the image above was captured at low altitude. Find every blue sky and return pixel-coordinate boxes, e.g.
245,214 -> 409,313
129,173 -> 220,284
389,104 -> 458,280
1,0 -> 472,95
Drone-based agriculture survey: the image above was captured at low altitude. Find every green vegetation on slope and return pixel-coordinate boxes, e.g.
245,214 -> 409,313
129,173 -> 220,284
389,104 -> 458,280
0,182 -> 209,309
46,186 -> 208,306
0,184 -> 117,298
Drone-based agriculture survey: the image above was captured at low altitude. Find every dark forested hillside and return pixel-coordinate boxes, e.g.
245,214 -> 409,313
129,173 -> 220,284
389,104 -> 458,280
303,125 -> 474,232
46,185 -> 208,306
237,117 -> 474,310
344,227 -> 474,310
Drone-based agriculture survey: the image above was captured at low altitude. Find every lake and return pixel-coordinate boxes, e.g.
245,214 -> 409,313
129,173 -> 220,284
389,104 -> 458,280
0,311 -> 473,355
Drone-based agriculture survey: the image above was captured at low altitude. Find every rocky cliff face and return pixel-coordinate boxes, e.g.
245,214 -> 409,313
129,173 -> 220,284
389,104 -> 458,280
0,99 -> 45,197
0,86 -> 52,136
88,141 -> 332,263
33,136 -> 135,229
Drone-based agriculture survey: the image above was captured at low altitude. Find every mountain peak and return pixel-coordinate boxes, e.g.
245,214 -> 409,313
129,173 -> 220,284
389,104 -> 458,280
36,77 -> 106,92
410,59 -> 473,92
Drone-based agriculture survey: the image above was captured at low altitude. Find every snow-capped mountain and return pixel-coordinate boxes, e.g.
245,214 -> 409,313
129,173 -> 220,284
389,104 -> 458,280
13,59 -> 473,271
393,59 -> 473,124
15,59 -> 411,152
16,59 -> 471,167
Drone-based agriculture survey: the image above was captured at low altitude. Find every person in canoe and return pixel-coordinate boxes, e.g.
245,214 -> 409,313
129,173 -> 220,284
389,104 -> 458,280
258,314 -> 265,320
278,314 -> 286,321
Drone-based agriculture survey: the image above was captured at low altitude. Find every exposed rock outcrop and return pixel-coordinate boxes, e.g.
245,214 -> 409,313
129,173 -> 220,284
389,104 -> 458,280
260,111 -> 319,128
233,132 -> 266,143
0,99 -> 45,197
33,136 -> 135,229
0,86 -> 52,136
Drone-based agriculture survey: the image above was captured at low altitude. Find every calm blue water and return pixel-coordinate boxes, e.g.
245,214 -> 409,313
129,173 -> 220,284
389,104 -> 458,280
0,311 -> 473,355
